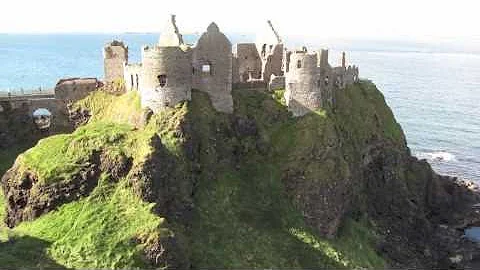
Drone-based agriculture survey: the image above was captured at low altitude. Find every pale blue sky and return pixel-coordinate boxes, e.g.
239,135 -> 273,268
1,0 -> 479,42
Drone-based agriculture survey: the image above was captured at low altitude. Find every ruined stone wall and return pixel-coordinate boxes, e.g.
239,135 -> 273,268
233,43 -> 262,83
232,58 -> 240,84
318,49 -> 329,69
255,20 -> 284,83
316,50 -> 334,108
285,52 -> 322,116
124,64 -> 142,91
233,81 -> 267,90
140,46 -> 192,113
54,78 -> 101,103
103,41 -> 128,82
343,65 -> 360,85
192,23 -> 233,113
268,75 -> 285,91
284,51 -> 292,73
332,66 -> 346,88
343,66 -> 354,85
261,43 -> 284,83
0,97 -> 72,148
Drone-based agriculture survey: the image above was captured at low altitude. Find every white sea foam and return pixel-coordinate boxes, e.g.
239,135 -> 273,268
416,151 -> 457,162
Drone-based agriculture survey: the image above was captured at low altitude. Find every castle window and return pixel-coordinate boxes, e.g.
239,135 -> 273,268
157,75 -> 167,88
325,76 -> 329,86
131,74 -> 134,88
192,67 -> 195,75
135,74 -> 139,89
202,64 -> 212,75
297,60 -> 302,69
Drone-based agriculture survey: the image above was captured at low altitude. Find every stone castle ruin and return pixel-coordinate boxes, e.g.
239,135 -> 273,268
0,15 -> 360,148
104,15 -> 359,117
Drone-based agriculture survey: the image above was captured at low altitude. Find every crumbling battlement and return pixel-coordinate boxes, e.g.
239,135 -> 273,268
103,41 -> 128,83
103,15 -> 360,116
284,48 -> 359,116
233,43 -> 262,83
124,63 -> 142,92
55,78 -> 102,102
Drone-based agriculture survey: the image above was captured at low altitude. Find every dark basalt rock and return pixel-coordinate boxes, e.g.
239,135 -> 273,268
141,235 -> 191,269
358,142 -> 480,268
67,104 -> 91,128
233,116 -> 257,137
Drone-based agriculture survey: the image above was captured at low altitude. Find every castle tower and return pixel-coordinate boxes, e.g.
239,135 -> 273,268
140,15 -> 192,113
192,22 -> 233,113
318,49 -> 329,69
284,50 -> 322,116
103,40 -> 128,82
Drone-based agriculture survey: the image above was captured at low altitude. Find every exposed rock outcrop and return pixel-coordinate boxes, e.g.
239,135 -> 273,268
1,150 -> 132,228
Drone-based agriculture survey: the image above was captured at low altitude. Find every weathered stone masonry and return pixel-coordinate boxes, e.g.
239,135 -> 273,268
192,23 -> 233,113
104,15 -> 360,117
284,48 -> 359,116
103,41 -> 128,83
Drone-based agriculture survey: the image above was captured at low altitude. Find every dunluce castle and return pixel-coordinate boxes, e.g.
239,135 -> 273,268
104,15 -> 359,117
0,14 -> 360,139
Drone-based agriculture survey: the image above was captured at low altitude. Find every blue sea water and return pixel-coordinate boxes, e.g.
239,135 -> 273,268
0,34 -> 479,182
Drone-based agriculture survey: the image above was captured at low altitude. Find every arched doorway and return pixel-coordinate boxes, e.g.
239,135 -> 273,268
32,108 -> 52,130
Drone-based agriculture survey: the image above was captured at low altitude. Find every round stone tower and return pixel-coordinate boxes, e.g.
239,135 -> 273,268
284,50 -> 322,116
139,15 -> 192,113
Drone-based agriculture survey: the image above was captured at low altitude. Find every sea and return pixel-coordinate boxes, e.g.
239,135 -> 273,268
0,33 -> 479,183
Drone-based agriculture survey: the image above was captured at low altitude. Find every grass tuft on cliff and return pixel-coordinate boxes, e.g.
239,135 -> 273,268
74,90 -> 142,125
17,122 -> 132,184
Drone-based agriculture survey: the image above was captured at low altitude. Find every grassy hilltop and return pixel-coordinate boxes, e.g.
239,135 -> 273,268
0,81 -> 410,268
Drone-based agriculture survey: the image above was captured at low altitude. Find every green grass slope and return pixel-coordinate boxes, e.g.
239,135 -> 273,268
184,82 -> 393,268
0,81 -> 400,268
0,176 -> 168,269
0,91 -> 174,268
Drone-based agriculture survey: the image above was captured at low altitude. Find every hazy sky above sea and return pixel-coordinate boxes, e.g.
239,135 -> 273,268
1,0 -> 479,45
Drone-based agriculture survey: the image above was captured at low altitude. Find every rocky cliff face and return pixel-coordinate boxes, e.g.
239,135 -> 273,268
1,81 -> 479,269
357,140 -> 480,267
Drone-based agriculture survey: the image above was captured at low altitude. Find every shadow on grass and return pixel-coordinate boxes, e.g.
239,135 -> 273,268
0,234 -> 67,269
0,144 -> 32,177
